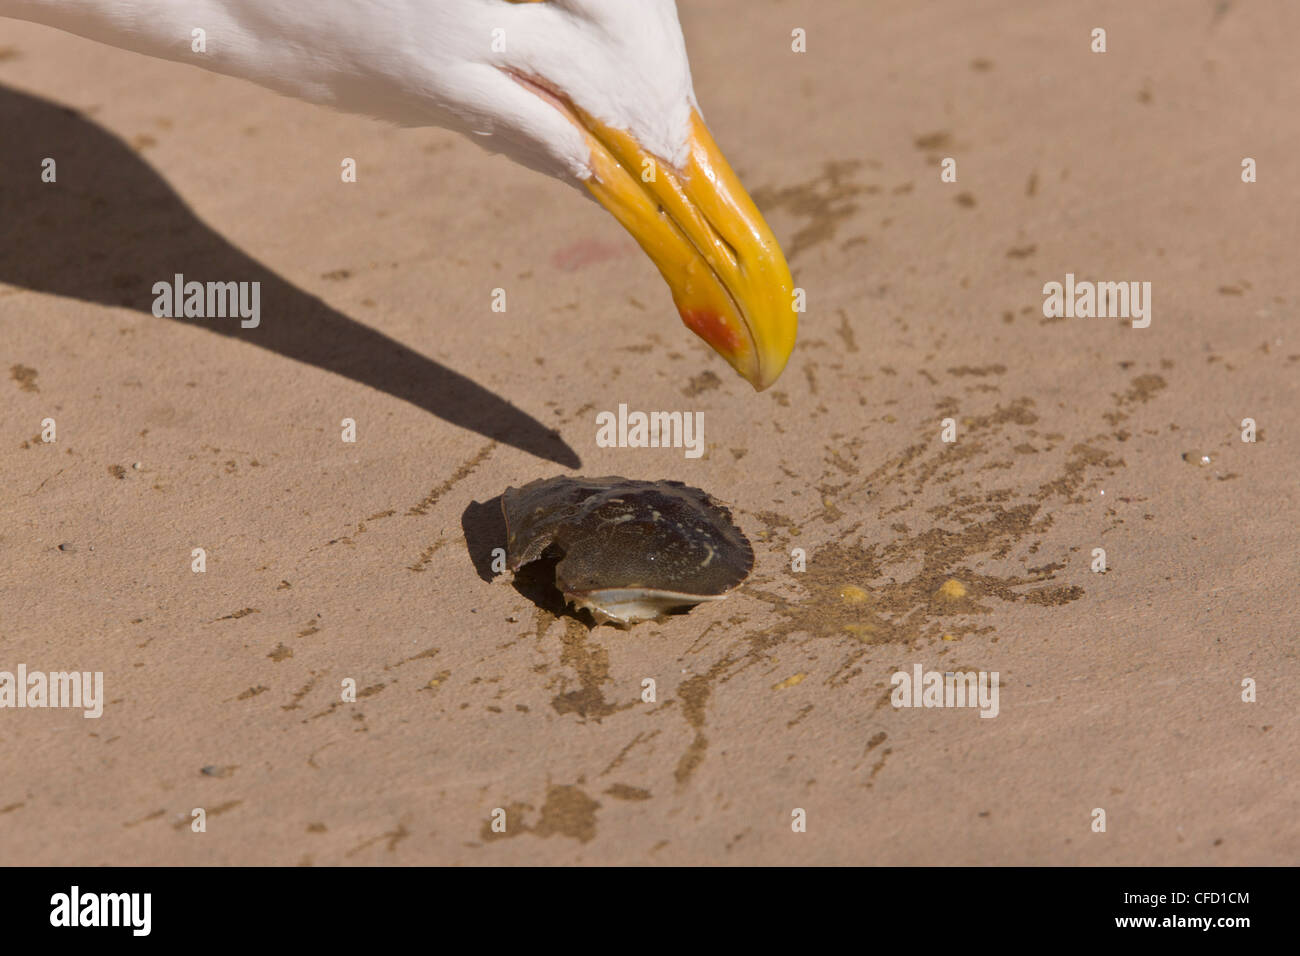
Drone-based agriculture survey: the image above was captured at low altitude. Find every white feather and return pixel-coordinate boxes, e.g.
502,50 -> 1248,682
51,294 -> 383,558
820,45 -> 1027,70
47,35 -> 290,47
0,0 -> 700,183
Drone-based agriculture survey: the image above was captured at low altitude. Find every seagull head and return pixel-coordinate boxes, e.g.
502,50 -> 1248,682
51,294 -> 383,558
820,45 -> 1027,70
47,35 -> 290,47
440,0 -> 797,389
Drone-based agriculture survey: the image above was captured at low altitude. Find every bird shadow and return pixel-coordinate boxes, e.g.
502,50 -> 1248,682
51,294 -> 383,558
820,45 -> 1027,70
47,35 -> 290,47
0,84 -> 580,467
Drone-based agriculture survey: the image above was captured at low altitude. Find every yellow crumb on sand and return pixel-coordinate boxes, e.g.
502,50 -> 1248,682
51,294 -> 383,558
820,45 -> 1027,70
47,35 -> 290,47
938,579 -> 967,600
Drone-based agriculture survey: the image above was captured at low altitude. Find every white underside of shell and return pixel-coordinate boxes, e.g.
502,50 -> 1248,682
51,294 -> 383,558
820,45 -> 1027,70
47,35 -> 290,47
565,588 -> 727,626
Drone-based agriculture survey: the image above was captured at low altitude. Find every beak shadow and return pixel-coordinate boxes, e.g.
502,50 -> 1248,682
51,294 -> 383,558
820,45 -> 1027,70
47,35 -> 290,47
0,83 -> 580,469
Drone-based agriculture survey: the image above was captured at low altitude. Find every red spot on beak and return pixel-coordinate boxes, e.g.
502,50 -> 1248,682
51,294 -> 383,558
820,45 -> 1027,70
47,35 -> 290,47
678,307 -> 742,355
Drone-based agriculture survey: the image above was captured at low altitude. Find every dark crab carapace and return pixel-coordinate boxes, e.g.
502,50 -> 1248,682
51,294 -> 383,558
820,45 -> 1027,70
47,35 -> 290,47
501,476 -> 754,625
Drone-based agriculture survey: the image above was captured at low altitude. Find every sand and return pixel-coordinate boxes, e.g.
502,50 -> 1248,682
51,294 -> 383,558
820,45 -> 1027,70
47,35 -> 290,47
1,0 -> 1296,865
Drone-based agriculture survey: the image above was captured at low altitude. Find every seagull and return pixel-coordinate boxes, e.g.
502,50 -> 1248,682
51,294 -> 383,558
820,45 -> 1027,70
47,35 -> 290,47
1,0 -> 797,389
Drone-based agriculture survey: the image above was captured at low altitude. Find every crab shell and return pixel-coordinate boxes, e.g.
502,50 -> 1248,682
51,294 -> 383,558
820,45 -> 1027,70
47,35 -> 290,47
501,476 -> 754,625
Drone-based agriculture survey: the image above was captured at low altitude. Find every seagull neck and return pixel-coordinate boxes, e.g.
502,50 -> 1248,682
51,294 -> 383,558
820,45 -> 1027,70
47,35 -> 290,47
3,0 -> 247,62
0,0 -> 392,114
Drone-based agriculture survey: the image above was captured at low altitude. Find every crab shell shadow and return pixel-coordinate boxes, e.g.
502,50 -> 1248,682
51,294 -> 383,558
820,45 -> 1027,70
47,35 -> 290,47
460,496 -> 697,628
0,83 -> 579,468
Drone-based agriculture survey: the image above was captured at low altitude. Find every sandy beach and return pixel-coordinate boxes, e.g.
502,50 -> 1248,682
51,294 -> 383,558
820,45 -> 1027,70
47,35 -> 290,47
1,0 -> 1296,865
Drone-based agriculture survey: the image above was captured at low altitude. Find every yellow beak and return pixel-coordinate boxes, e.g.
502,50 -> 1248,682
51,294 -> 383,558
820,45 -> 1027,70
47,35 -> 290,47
576,107 -> 797,390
